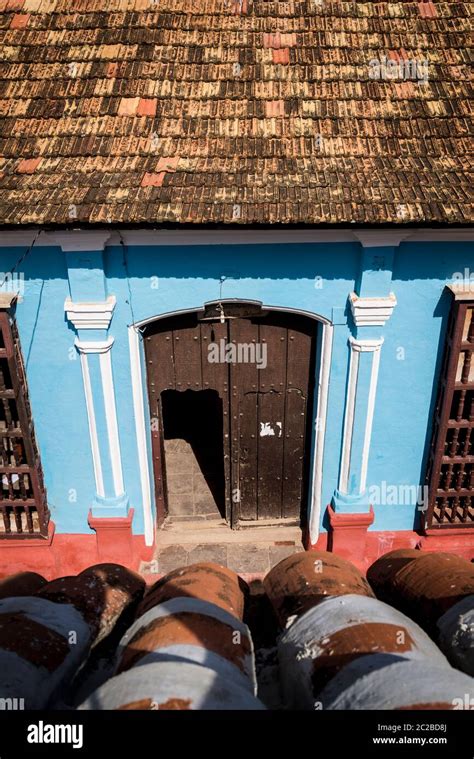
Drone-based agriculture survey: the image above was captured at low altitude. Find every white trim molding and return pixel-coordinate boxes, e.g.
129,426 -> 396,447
75,337 -> 114,355
349,292 -> 397,327
352,231 -> 412,248
75,335 -> 124,499
339,337 -> 384,494
128,325 -> 154,546
309,321 -> 334,545
53,231 -> 111,252
1,228 -> 473,249
338,340 -> 361,493
360,343 -> 383,493
65,295 -> 116,330
129,303 -> 331,548
79,351 -> 105,498
349,336 -> 384,353
99,348 -> 125,497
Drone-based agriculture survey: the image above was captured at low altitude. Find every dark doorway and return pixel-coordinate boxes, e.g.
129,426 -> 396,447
144,303 -> 318,530
161,389 -> 226,520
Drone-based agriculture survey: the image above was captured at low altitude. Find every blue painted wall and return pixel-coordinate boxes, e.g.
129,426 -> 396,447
0,240 -> 472,536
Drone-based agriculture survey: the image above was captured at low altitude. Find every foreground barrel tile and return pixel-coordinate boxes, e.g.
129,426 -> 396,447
78,661 -> 265,711
0,596 -> 91,709
264,551 -> 374,627
388,552 -> 474,628
318,658 -> 474,710
436,594 -> 474,676
138,562 -> 246,620
116,596 -> 257,694
366,548 -> 421,602
0,571 -> 47,599
37,563 -> 145,645
79,564 -> 145,644
277,594 -> 449,709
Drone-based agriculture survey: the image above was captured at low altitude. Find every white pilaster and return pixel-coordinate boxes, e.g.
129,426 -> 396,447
338,337 -> 384,496
128,325 -> 154,546
309,321 -> 334,545
360,339 -> 384,493
99,343 -> 125,497
77,348 -> 105,498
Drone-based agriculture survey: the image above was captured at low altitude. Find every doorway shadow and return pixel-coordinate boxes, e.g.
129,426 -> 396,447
161,389 -> 226,520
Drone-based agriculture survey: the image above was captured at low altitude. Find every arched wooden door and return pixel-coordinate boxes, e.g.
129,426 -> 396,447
143,301 -> 317,529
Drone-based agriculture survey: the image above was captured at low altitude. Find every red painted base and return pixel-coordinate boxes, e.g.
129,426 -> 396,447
88,509 -> 136,566
326,505 -> 375,571
1,512 -> 473,582
305,507 -> 474,568
417,528 -> 474,561
0,518 -> 154,581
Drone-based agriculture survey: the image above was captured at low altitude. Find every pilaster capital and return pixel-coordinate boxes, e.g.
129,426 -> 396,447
348,336 -> 384,353
349,291 -> 397,327
65,295 -> 116,330
75,337 -> 114,355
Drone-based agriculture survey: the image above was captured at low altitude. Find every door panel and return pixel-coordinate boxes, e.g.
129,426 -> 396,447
228,317 -> 260,525
282,388 -> 306,518
256,390 -> 285,519
237,392 -> 259,521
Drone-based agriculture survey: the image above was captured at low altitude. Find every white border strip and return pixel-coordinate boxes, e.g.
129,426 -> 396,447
99,348 -> 125,497
130,302 -> 331,548
338,342 -> 360,494
128,325 -> 154,546
309,322 -> 334,545
360,342 -> 383,493
79,351 -> 105,497
1,228 -> 473,249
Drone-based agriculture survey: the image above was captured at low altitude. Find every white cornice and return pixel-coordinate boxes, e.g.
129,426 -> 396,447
65,295 -> 116,330
75,337 -> 115,355
353,231 -> 413,248
53,231 -> 112,252
349,336 -> 384,353
0,231 -> 40,247
0,228 -> 473,248
349,292 -> 397,327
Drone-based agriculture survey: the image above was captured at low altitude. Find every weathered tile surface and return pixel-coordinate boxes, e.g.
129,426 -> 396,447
0,1 -> 472,225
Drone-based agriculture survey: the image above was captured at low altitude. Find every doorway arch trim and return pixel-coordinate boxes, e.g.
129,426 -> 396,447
128,302 -> 333,547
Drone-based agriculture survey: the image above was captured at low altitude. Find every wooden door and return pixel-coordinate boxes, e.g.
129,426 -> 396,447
144,306 -> 317,528
229,312 -> 316,526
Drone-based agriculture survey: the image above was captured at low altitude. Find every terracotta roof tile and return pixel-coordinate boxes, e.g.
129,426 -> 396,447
137,97 -> 157,117
0,1 -> 472,225
9,11 -> 28,27
16,156 -> 41,173
272,48 -> 290,65
141,171 -> 165,187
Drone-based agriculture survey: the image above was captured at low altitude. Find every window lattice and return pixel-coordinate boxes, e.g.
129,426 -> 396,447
425,297 -> 474,529
0,312 -> 49,538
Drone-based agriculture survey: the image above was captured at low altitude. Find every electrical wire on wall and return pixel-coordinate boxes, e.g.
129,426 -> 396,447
118,230 -> 144,335
0,229 -> 42,293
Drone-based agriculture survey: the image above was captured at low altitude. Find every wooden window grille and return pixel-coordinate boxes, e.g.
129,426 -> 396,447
0,312 -> 49,538
424,292 -> 474,529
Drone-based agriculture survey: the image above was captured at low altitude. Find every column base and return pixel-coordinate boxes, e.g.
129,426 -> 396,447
88,508 -> 135,565
331,488 -> 372,513
91,492 -> 130,518
327,504 -> 375,571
